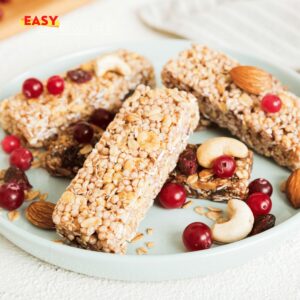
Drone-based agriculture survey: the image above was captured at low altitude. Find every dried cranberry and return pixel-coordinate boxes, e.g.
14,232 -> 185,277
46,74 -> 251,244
9,147 -> 33,171
246,192 -> 272,218
1,135 -> 21,154
22,78 -> 43,99
182,222 -> 212,251
90,108 -> 115,130
248,178 -> 273,196
261,94 -> 282,113
213,155 -> 236,178
0,182 -> 24,211
177,148 -> 198,175
67,68 -> 92,84
4,167 -> 32,190
249,214 -> 276,236
73,122 -> 94,144
158,183 -> 186,209
47,75 -> 64,95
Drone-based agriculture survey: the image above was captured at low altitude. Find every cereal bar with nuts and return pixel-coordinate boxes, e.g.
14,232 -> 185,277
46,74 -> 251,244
162,44 -> 300,170
169,139 -> 253,202
0,50 -> 155,148
53,85 -> 200,253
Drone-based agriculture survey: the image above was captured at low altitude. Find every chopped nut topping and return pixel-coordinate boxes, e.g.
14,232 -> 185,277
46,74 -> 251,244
8,210 -> 20,222
39,193 -> 48,201
25,190 -> 40,201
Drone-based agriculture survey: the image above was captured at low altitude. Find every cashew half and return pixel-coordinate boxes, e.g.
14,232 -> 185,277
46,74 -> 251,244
197,137 -> 248,168
94,54 -> 131,77
212,199 -> 254,243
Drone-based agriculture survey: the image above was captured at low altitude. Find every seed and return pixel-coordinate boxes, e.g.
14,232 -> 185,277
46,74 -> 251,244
146,228 -> 153,235
207,206 -> 222,212
182,200 -> 192,209
39,193 -> 48,201
136,247 -> 147,255
194,206 -> 206,215
205,211 -> 222,221
25,190 -> 40,201
146,242 -> 154,248
130,232 -> 144,243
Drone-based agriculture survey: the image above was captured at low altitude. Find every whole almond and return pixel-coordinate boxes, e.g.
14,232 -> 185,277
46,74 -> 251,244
229,66 -> 272,95
25,201 -> 56,230
286,169 -> 300,209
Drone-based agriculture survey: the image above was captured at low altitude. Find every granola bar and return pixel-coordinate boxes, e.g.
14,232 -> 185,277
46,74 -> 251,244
53,85 -> 199,253
0,50 -> 155,148
169,144 -> 253,201
162,45 -> 300,170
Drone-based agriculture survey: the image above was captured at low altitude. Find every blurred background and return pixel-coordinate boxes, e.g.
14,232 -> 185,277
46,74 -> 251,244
1,0 -> 300,88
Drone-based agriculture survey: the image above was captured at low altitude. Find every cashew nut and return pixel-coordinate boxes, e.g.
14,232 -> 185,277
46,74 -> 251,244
211,199 -> 254,243
197,137 -> 248,168
94,54 -> 131,77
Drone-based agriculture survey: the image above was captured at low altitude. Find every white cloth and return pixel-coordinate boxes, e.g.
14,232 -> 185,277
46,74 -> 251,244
139,0 -> 300,69
0,0 -> 300,299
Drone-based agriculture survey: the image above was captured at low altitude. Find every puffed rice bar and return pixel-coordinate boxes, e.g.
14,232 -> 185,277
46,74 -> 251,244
53,85 -> 200,253
162,45 -> 300,170
0,50 -> 155,147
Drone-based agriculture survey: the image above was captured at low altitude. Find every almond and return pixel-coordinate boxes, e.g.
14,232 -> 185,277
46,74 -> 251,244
286,169 -> 300,209
25,201 -> 56,230
229,66 -> 272,95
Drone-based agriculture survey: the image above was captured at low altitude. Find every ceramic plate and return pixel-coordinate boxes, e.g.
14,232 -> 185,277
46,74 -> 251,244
0,40 -> 299,281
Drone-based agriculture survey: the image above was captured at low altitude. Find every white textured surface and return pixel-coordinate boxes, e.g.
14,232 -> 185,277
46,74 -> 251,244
139,0 -> 300,69
0,0 -> 300,298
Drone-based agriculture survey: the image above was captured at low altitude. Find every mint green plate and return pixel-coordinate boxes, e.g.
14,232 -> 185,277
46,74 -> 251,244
0,40 -> 299,281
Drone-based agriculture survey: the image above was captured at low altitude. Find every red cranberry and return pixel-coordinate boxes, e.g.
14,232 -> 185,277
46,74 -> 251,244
246,192 -> 272,218
0,182 -> 24,211
183,222 -> 212,251
4,167 -> 32,190
261,94 -> 282,113
90,108 -> 115,130
177,148 -> 198,175
158,183 -> 186,209
248,178 -> 273,196
22,78 -> 43,99
1,135 -> 21,154
213,155 -> 236,178
10,147 -> 33,171
73,122 -> 94,144
67,69 -> 92,84
47,75 -> 64,95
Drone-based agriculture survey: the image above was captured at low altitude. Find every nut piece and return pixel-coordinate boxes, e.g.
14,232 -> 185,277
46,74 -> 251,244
286,169 -> 300,208
229,66 -> 272,95
25,201 -> 56,230
94,54 -> 131,77
212,199 -> 254,243
196,137 -> 248,168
